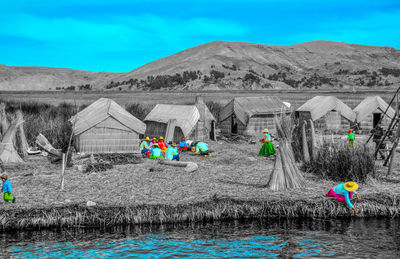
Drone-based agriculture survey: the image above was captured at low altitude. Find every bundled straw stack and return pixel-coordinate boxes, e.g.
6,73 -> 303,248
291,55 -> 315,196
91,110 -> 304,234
16,110 -> 29,158
0,103 -> 9,139
0,113 -> 24,164
267,116 -> 306,191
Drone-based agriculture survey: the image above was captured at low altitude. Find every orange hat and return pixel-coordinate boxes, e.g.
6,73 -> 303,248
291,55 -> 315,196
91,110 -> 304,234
349,129 -> 353,132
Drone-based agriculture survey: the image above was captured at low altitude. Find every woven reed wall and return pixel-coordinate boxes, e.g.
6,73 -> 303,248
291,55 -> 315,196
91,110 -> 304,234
314,111 -> 352,134
76,127 -> 139,154
74,117 -> 141,154
244,114 -> 277,137
144,121 -> 167,139
358,113 -> 392,133
219,117 -> 246,136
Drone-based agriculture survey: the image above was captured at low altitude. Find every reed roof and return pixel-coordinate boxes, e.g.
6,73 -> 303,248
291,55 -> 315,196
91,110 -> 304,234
353,96 -> 396,122
70,98 -> 146,135
296,96 -> 356,122
219,96 -> 290,125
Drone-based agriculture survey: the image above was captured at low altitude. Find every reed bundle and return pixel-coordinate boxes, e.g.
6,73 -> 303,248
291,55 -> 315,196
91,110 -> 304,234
267,116 -> 306,191
0,115 -> 24,164
0,103 -> 9,139
35,133 -> 63,157
16,110 -> 29,158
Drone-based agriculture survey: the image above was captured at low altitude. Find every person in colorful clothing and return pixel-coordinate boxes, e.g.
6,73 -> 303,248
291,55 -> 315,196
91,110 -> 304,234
157,137 -> 168,153
149,144 -> 163,159
347,129 -> 355,147
259,129 -> 275,157
178,137 -> 189,152
191,141 -> 210,156
149,138 -> 158,149
165,142 -> 180,161
139,137 -> 151,157
325,182 -> 361,215
1,174 -> 16,203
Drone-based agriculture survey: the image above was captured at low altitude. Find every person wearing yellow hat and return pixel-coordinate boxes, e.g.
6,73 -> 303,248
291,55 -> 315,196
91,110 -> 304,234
149,143 -> 163,159
157,137 -> 168,153
165,142 -> 180,161
347,129 -> 355,147
149,138 -> 158,149
259,129 -> 275,157
325,181 -> 361,215
139,137 -> 151,157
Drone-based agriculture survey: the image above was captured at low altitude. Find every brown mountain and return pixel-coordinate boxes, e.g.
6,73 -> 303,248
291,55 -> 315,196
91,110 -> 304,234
106,40 -> 400,90
1,40 -> 400,91
0,65 -> 120,91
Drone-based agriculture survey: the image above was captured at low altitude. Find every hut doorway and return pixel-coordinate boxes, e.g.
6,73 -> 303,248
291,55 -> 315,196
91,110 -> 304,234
231,114 -> 238,134
210,120 -> 216,140
373,113 -> 382,128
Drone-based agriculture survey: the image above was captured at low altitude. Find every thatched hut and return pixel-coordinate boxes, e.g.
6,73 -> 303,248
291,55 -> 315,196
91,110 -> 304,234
353,96 -> 395,133
70,98 -> 146,154
219,96 -> 291,137
295,96 -> 356,133
144,100 -> 216,142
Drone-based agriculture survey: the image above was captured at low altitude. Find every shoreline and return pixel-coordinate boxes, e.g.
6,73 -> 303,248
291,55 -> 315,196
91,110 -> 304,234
1,194 -> 399,232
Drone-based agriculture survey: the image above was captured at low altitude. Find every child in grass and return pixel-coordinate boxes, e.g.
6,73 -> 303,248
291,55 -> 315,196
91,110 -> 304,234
326,181 -> 361,215
347,129 -> 355,147
1,173 -> 16,203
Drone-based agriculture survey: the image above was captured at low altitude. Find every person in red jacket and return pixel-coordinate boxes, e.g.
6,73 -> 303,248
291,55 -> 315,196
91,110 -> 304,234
158,136 -> 168,153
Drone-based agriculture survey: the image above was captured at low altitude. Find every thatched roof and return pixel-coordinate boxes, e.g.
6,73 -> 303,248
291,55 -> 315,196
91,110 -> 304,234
296,96 -> 356,122
70,98 -> 146,135
219,96 -> 290,125
353,96 -> 396,122
144,104 -> 215,137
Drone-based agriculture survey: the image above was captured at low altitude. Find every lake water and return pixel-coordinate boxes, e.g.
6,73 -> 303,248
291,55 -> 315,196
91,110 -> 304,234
1,218 -> 399,258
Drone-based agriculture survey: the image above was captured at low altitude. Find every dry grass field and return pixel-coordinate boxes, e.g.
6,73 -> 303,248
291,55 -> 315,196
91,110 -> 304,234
0,89 -> 398,110
3,141 -> 400,210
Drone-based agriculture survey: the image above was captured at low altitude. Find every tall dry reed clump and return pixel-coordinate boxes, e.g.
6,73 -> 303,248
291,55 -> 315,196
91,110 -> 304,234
1,99 -> 76,150
206,101 -> 222,123
125,103 -> 153,121
303,142 -> 375,183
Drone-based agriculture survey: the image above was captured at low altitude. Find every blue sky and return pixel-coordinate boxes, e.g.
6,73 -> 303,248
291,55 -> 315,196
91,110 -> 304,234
1,0 -> 400,72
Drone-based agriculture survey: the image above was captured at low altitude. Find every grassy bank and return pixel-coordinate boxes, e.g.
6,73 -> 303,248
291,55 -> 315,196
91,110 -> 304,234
1,194 -> 399,231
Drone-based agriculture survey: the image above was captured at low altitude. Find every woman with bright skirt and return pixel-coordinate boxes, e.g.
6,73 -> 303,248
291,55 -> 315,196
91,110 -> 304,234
259,129 -> 275,157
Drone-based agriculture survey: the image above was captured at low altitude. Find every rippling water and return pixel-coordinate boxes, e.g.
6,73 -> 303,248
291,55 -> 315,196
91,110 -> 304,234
1,218 -> 399,258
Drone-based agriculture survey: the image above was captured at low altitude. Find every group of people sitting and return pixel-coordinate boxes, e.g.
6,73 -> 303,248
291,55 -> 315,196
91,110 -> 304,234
139,136 -> 210,161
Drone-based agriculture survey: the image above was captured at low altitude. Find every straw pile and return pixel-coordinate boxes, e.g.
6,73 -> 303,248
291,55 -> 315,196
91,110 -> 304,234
267,116 -> 306,191
0,103 -> 9,138
0,115 -> 24,164
94,153 -> 144,165
16,110 -> 29,158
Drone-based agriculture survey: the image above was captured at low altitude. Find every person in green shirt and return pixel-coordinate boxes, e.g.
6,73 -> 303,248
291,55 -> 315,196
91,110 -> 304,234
347,129 -> 355,147
165,142 -> 180,161
139,137 -> 151,157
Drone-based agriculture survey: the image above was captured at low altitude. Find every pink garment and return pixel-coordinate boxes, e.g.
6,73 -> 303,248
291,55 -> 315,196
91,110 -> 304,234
325,188 -> 353,203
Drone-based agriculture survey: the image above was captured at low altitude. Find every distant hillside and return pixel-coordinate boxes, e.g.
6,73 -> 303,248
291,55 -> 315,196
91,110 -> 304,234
106,40 -> 400,91
1,40 -> 400,91
0,65 -> 120,91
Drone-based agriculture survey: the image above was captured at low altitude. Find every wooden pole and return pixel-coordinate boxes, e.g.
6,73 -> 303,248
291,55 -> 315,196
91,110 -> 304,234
388,93 -> 400,176
302,122 -> 310,163
60,153 -> 66,190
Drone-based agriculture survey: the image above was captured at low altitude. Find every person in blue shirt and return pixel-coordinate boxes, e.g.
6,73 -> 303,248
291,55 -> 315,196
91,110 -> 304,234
165,142 -> 180,161
178,137 -> 189,152
1,174 -> 16,203
326,181 -> 361,215
191,141 -> 210,157
149,144 -> 163,159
